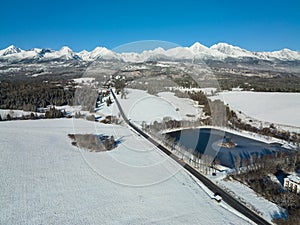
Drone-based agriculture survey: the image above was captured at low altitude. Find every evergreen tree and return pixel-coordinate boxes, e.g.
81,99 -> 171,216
30,112 -> 35,119
6,113 -> 11,120
106,97 -> 112,106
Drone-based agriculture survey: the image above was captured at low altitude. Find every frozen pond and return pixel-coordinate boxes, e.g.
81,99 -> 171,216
167,128 -> 289,168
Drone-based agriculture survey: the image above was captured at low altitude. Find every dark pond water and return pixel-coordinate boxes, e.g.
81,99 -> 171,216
167,128 -> 288,168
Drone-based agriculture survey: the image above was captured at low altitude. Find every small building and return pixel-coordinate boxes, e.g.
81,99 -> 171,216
284,175 -> 300,194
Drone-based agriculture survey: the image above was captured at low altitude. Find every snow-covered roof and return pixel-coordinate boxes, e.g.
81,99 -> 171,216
214,164 -> 231,172
286,175 -> 300,184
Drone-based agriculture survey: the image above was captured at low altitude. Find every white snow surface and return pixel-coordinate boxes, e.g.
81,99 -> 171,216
89,47 -> 119,60
210,91 -> 300,128
210,43 -> 254,58
43,46 -> 77,60
158,92 -> 202,119
1,42 -> 300,62
0,45 -> 22,56
77,50 -> 90,61
115,89 -> 201,124
0,119 -> 251,225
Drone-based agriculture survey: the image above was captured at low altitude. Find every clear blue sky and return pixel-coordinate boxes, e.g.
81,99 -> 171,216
1,0 -> 300,52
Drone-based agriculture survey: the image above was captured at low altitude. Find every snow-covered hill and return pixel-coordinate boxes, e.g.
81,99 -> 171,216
1,42 -> 300,63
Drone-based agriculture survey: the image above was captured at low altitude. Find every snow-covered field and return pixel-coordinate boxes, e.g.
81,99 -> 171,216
1,88 -> 293,224
115,89 -> 201,124
114,89 -> 300,132
0,119 -> 252,225
211,91 -> 300,128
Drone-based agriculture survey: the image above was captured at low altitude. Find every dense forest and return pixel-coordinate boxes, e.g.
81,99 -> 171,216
0,80 -> 75,111
217,74 -> 300,92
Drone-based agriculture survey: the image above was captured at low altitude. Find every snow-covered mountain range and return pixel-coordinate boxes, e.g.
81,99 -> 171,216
1,42 -> 300,63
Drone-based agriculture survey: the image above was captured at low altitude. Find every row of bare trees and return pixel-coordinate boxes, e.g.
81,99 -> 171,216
156,133 -> 217,175
234,151 -> 300,176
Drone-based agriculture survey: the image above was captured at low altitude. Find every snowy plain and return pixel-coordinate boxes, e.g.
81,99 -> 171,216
0,119 -> 252,225
210,91 -> 300,129
1,88 -> 295,224
113,89 -> 201,124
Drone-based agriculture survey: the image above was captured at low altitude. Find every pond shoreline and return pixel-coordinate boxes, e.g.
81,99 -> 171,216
162,125 -> 285,145
166,127 -> 290,169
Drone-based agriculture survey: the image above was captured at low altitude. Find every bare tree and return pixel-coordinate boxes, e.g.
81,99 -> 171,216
235,155 -> 241,175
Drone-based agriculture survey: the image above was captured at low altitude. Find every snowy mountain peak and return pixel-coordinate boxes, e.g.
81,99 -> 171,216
59,46 -> 73,53
0,45 -> 22,56
141,47 -> 165,54
210,43 -> 253,57
0,42 -> 299,62
90,47 -> 113,58
40,46 -> 79,60
77,50 -> 90,61
211,42 -> 244,52
266,48 -> 300,61
79,50 -> 89,54
91,46 -> 107,54
87,46 -> 119,60
282,48 -> 293,52
28,48 -> 42,53
189,42 -> 209,52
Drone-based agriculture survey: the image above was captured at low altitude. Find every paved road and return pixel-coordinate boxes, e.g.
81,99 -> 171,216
110,89 -> 271,225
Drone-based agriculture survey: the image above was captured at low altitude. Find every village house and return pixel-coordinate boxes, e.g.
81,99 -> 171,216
284,175 -> 300,194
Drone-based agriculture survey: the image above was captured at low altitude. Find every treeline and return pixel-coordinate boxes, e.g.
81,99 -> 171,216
0,107 -> 66,121
217,74 -> 300,92
173,76 -> 199,88
0,81 -> 75,111
228,115 -> 299,144
175,90 -> 227,126
0,112 -> 41,121
151,129 -> 218,175
45,107 -> 65,118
